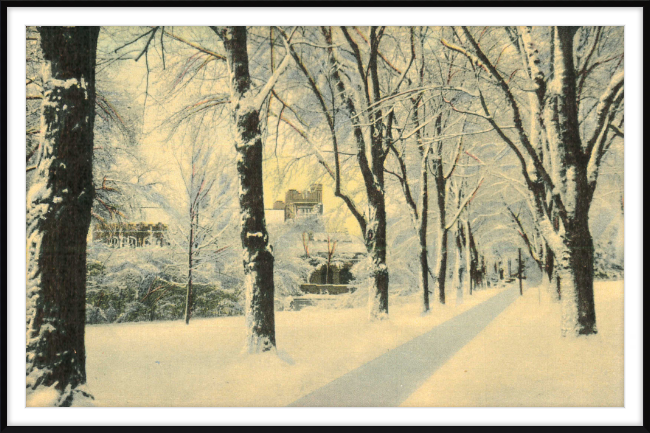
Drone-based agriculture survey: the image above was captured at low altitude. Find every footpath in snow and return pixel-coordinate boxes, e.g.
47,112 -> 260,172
85,287 -> 505,406
289,285 -> 519,406
401,280 -> 624,407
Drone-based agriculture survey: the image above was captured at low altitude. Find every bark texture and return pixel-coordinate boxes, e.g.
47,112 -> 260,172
26,26 -> 100,406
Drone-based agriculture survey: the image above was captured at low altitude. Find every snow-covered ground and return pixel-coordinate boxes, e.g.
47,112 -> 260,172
85,287 -> 504,406
401,280 -> 624,407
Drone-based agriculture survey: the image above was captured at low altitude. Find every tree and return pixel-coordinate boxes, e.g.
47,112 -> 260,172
26,26 -> 100,406
379,27 -> 484,307
213,26 -> 291,352
27,26 -> 143,224
451,178 -> 480,302
167,134 -> 227,325
441,26 -> 623,336
277,26 -> 418,320
382,27 -> 433,312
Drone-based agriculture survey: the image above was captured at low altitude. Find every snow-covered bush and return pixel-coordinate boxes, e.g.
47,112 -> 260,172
85,304 -> 108,325
594,228 -> 624,280
268,215 -> 325,299
85,243 -> 244,324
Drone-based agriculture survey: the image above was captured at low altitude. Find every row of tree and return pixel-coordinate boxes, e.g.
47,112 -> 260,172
25,25 -> 623,405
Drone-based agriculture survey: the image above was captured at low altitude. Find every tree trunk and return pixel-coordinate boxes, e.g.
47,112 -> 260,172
418,221 -> 429,313
222,26 -> 276,352
518,248 -> 523,296
464,219 -> 472,296
366,192 -> 389,320
545,27 -> 597,336
184,214 -> 194,324
435,227 -> 448,305
366,28 -> 390,321
544,245 -> 561,301
26,26 -> 99,406
454,242 -> 465,303
432,145 -> 447,305
319,27 -> 390,321
419,147 -> 431,312
558,213 -> 597,335
545,244 -> 554,283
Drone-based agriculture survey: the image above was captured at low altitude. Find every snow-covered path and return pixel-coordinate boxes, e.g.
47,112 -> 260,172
288,286 -> 520,407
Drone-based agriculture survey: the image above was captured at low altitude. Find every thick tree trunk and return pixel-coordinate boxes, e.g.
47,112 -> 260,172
222,26 -> 276,352
366,28 -> 390,321
26,26 -> 99,406
545,27 -> 597,336
558,211 -> 597,335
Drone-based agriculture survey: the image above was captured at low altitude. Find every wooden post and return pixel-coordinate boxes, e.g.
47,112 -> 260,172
518,248 -> 523,296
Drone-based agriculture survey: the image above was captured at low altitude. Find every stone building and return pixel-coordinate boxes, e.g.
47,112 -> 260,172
271,184 -> 324,222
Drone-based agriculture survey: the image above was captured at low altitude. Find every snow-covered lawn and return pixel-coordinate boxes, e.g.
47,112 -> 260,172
85,287 -> 504,406
401,280 -> 624,407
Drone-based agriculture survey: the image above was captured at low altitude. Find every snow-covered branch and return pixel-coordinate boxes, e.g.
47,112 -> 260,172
446,176 -> 484,231
585,71 -> 624,158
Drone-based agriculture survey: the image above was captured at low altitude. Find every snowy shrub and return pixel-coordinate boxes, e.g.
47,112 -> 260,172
85,304 -> 108,325
103,307 -> 118,323
192,284 -> 242,318
116,301 -> 150,323
588,211 -> 624,281
86,243 -> 245,324
594,237 -> 624,280
384,210 -> 423,297
268,215 -> 324,298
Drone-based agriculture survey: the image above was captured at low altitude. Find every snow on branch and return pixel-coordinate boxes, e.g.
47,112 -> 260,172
251,27 -> 298,111
585,71 -> 624,158
446,176 -> 485,231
